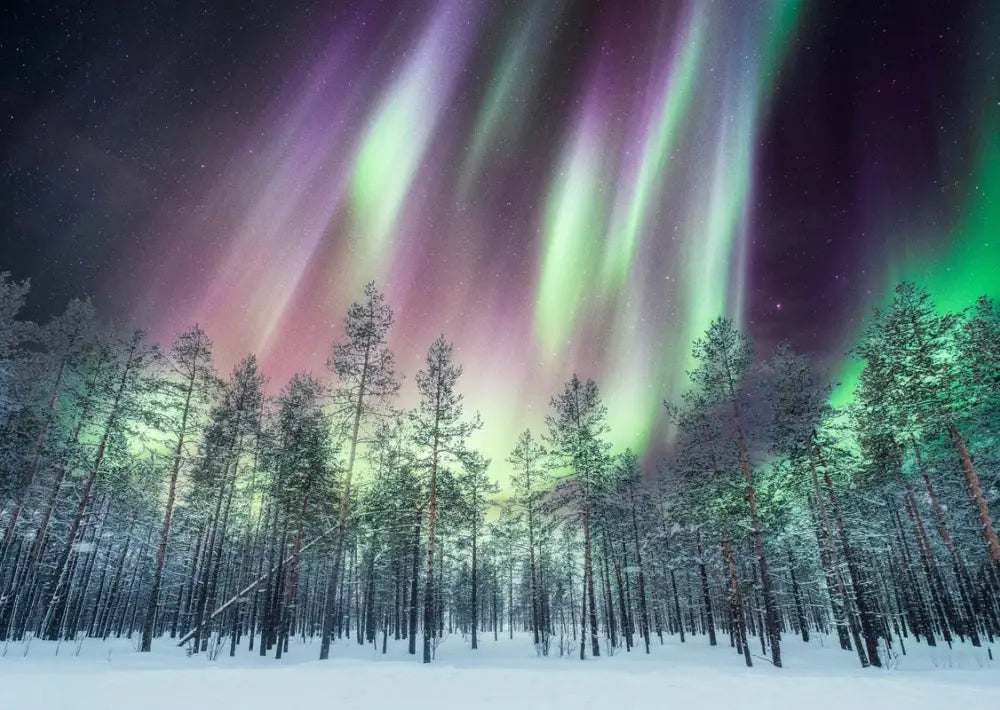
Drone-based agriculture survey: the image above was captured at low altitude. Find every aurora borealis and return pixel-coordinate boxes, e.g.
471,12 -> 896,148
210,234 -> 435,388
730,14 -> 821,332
3,1 -> 999,471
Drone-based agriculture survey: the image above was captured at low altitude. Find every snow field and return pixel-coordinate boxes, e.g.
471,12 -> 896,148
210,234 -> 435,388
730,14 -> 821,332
1,632 -> 998,710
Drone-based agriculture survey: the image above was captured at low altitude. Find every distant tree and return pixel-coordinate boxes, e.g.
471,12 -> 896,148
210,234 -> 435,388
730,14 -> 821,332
0,273 -> 30,404
508,429 -> 546,647
489,507 -> 523,642
457,449 -> 497,650
612,450 -> 651,654
366,415 -> 420,650
0,273 -> 32,503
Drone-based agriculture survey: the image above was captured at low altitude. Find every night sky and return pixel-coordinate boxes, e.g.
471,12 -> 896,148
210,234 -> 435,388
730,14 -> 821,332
2,1 -> 999,463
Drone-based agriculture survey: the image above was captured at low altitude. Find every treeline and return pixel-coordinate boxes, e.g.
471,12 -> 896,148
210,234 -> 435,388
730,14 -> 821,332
0,275 -> 998,668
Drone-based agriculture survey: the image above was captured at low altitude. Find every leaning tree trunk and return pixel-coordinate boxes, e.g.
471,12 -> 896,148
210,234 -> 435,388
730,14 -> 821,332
949,424 -> 1000,564
319,346 -> 371,659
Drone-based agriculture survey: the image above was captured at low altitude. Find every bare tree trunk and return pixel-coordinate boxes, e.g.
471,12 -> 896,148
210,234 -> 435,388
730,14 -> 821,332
582,503 -> 600,658
696,535 -> 716,646
409,522 -> 420,655
423,434 -> 440,664
471,508 -> 478,650
787,547 -> 809,642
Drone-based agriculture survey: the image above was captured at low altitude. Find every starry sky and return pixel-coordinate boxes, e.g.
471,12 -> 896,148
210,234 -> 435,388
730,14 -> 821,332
2,0 -> 999,467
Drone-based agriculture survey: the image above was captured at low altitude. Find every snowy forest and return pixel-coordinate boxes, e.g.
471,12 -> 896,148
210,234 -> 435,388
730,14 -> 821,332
0,274 -> 998,671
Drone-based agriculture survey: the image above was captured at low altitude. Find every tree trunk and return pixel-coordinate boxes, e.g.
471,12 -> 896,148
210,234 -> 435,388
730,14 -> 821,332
787,548 -> 809,642
319,345 -> 371,659
471,509 -> 478,650
949,424 -> 1000,562
733,406 -> 781,667
424,442 -> 439,664
582,503 -> 600,658
721,518 -> 752,667
811,434 -> 880,666
409,522 -> 420,655
696,535 -> 716,646
142,345 -> 202,652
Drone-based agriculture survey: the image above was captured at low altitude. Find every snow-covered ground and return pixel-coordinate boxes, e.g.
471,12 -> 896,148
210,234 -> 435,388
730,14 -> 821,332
1,632 -> 997,709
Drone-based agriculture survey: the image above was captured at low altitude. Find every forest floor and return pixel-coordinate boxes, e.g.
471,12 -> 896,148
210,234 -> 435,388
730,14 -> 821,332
1,631 -> 998,709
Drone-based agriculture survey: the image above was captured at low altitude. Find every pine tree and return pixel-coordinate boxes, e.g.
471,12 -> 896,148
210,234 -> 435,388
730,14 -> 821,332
270,373 -> 334,657
458,449 -> 497,649
953,297 -> 1000,565
411,335 -> 480,662
42,329 -> 159,640
2,298 -> 98,550
857,284 -> 1000,563
689,318 -> 782,667
766,342 -> 880,666
187,355 -> 264,652
319,282 -> 399,659
954,296 -> 1000,429
545,375 -> 610,660
508,429 -> 547,647
666,390 -> 753,666
141,325 -> 216,651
